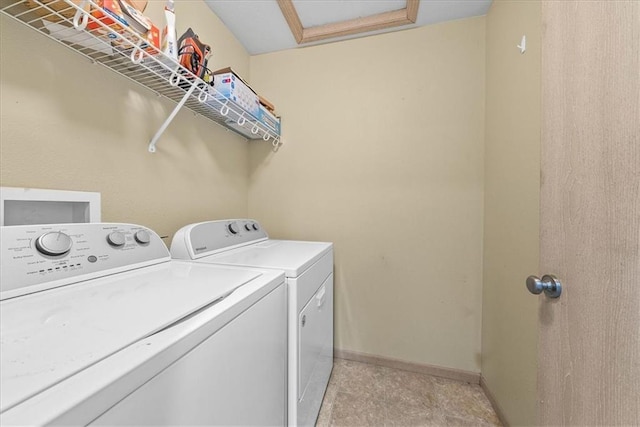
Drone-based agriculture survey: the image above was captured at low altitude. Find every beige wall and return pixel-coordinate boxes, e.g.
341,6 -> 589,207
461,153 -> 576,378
2,2 -> 539,417
0,1 -> 250,243
482,1 -> 541,425
248,18 -> 486,372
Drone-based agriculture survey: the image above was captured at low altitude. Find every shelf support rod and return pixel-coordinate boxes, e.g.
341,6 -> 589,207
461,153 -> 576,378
148,83 -> 198,153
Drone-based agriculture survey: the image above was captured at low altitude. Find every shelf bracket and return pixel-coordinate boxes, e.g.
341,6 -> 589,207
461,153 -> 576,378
148,83 -> 198,153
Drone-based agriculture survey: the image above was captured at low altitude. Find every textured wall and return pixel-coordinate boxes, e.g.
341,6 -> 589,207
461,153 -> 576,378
248,18 -> 486,373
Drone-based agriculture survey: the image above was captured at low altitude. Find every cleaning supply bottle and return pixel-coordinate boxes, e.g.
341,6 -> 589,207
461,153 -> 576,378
162,0 -> 177,60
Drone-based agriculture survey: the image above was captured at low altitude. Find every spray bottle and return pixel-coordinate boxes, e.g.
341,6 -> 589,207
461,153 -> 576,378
162,0 -> 177,60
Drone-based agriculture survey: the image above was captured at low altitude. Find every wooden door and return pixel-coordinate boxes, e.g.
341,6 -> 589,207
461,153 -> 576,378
538,1 -> 640,425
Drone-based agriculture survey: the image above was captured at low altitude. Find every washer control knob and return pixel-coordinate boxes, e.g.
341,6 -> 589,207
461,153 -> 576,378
35,231 -> 72,256
228,223 -> 239,235
244,224 -> 252,231
107,231 -> 126,247
134,230 -> 151,244
252,223 -> 259,231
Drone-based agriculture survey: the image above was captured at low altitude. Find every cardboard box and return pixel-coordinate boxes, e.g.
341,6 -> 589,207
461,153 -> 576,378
86,0 -> 129,45
118,0 -> 152,34
256,105 -> 281,134
142,23 -> 160,53
87,0 -> 128,31
25,0 -> 90,23
86,0 -> 159,52
213,67 -> 260,117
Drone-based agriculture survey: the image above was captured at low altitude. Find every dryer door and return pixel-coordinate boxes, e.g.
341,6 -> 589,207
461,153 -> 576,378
298,273 -> 333,406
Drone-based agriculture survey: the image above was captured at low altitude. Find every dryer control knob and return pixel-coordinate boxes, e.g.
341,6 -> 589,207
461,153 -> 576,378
107,231 -> 126,247
252,223 -> 259,231
244,224 -> 252,232
228,223 -> 239,235
35,231 -> 72,256
134,230 -> 151,244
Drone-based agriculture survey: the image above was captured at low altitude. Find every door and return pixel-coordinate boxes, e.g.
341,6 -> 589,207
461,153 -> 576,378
538,1 -> 640,425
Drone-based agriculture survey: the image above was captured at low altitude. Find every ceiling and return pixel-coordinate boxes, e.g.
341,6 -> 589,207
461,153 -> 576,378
205,0 -> 493,55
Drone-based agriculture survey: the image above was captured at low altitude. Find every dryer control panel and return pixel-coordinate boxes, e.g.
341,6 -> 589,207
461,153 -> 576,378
1,223 -> 170,300
171,219 -> 268,260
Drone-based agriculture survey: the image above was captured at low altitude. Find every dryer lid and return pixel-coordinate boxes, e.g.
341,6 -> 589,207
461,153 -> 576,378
201,240 -> 333,277
0,262 -> 261,413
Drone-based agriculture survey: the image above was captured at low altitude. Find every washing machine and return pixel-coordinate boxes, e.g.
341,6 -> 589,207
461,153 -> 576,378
171,219 -> 333,426
0,222 -> 287,426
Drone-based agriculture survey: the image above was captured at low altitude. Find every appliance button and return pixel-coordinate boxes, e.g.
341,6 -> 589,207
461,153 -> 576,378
107,231 -> 126,247
134,230 -> 151,244
35,231 -> 72,256
87,255 -> 97,263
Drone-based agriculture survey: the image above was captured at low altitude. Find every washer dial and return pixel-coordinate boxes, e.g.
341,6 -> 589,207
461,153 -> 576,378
107,231 -> 126,247
35,231 -> 72,256
228,223 -> 239,234
134,230 -> 151,244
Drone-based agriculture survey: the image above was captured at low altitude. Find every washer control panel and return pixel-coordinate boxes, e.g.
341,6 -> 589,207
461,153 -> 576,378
1,223 -> 170,299
171,219 -> 268,259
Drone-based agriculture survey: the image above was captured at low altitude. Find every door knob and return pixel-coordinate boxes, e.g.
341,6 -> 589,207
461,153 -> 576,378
526,274 -> 562,298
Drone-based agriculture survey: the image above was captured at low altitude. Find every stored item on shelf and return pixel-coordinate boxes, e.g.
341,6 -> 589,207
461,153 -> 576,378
86,0 -> 156,50
129,0 -> 147,12
256,105 -> 281,134
86,0 -> 129,45
117,0 -> 159,53
258,95 -> 276,113
26,0 -> 90,23
162,0 -> 177,60
213,67 -> 260,117
142,23 -> 160,52
129,21 -> 160,54
118,0 -> 151,34
177,28 -> 211,79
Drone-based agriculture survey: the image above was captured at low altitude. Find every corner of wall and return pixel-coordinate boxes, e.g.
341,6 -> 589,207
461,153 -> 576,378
481,0 -> 541,425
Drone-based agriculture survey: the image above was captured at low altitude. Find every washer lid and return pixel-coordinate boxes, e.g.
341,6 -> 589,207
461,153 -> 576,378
0,261 -> 261,413
201,240 -> 333,277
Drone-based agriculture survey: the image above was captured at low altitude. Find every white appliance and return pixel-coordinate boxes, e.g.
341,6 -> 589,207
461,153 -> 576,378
0,222 -> 286,426
171,219 -> 334,427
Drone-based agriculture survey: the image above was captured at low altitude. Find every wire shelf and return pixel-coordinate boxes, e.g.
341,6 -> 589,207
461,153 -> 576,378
0,0 -> 282,152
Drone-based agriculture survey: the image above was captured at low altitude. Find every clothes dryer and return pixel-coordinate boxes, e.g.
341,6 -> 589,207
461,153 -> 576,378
171,219 -> 333,426
1,223 -> 286,426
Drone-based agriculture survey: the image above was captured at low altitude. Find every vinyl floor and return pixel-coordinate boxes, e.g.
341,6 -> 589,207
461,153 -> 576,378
316,358 -> 502,427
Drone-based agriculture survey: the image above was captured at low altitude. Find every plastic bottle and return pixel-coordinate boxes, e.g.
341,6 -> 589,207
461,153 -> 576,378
162,0 -> 177,60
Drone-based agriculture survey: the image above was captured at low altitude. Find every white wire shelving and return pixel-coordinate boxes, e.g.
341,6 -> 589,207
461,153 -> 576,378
0,0 -> 282,153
